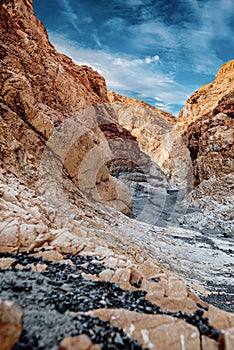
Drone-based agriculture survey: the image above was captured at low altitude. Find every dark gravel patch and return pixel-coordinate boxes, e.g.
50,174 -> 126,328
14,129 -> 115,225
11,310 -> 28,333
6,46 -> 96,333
0,251 -> 223,349
12,313 -> 144,350
200,281 -> 234,314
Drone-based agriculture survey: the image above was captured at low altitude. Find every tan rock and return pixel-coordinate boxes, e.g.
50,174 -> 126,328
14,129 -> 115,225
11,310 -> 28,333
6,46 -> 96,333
49,230 -> 85,255
177,60 -> 234,189
87,309 -> 201,350
0,300 -> 23,350
99,269 -> 114,281
107,90 -> 192,188
207,305 -> 234,330
0,258 -> 16,269
40,250 -> 64,262
111,268 -> 132,284
221,327 -> 234,350
59,334 -> 96,350
30,263 -> 48,272
0,224 -> 19,253
15,264 -> 24,270
137,261 -> 164,279
201,336 -> 219,350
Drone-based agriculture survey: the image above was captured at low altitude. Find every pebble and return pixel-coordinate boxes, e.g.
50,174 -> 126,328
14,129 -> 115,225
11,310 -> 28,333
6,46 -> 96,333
0,250 -> 223,349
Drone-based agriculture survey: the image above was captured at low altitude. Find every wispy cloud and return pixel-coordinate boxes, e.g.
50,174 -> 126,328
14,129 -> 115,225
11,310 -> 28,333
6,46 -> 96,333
101,0 -> 234,76
49,32 -> 192,115
37,0 -> 233,116
57,0 -> 81,33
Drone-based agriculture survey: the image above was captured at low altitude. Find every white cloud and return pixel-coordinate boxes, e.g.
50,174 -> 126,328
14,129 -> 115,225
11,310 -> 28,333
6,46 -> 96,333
49,32 -> 193,115
116,0 -> 152,7
145,55 -> 160,64
56,0 -> 233,85
125,0 -> 233,76
112,55 -> 160,68
181,0 -> 234,73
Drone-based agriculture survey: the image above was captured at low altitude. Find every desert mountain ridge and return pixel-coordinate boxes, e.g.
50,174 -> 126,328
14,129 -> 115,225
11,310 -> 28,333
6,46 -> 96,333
0,1 -> 234,349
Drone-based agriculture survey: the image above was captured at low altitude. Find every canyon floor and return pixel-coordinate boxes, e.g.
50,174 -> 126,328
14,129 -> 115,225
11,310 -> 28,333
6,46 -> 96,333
0,1 -> 233,349
1,168 -> 234,350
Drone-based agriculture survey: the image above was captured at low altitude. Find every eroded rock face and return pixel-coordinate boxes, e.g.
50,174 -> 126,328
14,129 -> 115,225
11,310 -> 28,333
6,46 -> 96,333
177,60 -> 234,187
177,60 -> 234,236
0,1 -> 234,350
108,91 -> 193,189
178,62 -> 234,186
178,60 -> 234,130
1,0 -> 152,216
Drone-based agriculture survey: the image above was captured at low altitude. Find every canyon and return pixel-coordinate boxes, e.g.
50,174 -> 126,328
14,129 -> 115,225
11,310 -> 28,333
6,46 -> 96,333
0,0 -> 234,349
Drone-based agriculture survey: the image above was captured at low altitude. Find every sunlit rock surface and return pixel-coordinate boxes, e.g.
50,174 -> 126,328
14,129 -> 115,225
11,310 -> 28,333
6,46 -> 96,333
177,60 -> 234,237
0,1 -> 233,349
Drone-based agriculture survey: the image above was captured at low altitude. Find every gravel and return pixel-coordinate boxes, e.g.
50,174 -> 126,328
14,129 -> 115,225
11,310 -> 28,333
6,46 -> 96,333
0,251 -> 223,349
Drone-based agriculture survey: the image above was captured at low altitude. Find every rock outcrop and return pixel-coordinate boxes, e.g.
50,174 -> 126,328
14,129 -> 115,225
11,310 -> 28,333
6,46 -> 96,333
107,91 -> 195,225
177,60 -> 234,236
108,91 -> 193,189
1,0 -> 156,216
0,1 -> 234,350
177,60 -> 234,186
59,334 -> 100,350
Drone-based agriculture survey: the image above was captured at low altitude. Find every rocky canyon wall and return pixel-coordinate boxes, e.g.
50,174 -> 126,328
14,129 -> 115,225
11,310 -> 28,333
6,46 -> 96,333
1,0 -> 165,216
0,1 -> 234,350
177,60 -> 234,187
107,91 -> 193,189
176,60 -> 234,236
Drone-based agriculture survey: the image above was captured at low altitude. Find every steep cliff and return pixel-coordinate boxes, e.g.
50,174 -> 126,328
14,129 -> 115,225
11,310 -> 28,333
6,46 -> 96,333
177,60 -> 234,236
108,91 -> 193,189
177,60 -> 234,186
0,1 -> 234,349
1,0 -> 156,215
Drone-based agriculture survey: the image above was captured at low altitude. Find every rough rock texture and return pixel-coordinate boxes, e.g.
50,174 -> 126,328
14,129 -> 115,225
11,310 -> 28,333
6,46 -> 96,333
87,309 -> 201,350
108,91 -> 193,189
0,0 -> 172,224
0,1 -> 234,350
1,250 -> 234,350
178,174 -> 234,237
177,60 -> 234,236
59,334 -> 101,350
1,0 -> 156,215
0,300 -> 23,350
178,60 -> 234,132
177,60 -> 234,186
108,91 -> 176,125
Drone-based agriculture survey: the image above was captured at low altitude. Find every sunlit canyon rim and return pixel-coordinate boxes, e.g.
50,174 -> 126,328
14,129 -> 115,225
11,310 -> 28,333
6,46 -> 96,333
0,1 -> 234,350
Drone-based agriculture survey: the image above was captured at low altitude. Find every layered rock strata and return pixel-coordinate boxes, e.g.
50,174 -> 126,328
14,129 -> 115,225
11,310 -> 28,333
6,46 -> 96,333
108,91 -> 192,189
177,60 -> 234,236
0,1 -> 234,349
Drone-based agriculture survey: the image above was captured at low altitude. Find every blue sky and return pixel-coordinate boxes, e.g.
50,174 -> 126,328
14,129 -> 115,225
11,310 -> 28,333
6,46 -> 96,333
34,0 -> 234,115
